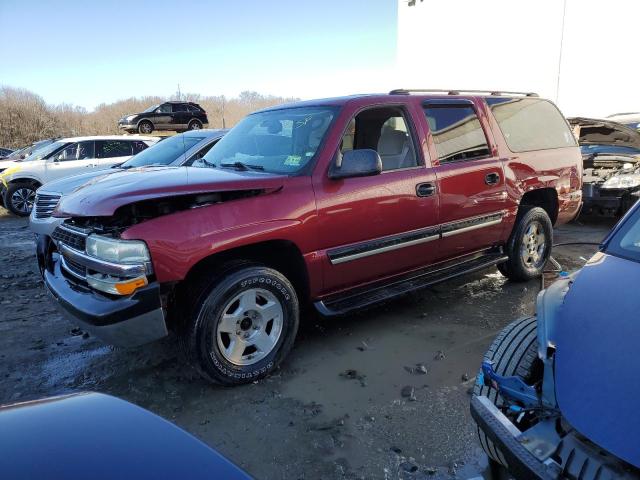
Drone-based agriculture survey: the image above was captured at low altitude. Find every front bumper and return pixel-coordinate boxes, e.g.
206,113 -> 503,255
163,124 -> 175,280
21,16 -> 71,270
582,184 -> 639,215
39,236 -> 167,347
471,395 -> 639,480
118,121 -> 136,131
29,213 -> 65,236
470,396 -> 558,479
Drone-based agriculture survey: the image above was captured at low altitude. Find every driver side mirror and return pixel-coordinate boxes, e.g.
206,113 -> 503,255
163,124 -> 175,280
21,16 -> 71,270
328,149 -> 382,180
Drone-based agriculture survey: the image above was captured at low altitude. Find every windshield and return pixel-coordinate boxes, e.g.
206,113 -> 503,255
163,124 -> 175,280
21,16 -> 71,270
143,104 -> 159,113
122,134 -> 206,168
606,206 -> 640,263
4,146 -> 29,160
201,106 -> 337,174
26,141 -> 67,161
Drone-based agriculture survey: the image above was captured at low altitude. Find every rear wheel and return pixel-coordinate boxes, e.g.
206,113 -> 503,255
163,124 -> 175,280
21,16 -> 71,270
138,120 -> 153,134
187,119 -> 202,130
498,207 -> 552,281
183,263 -> 299,385
6,182 -> 37,216
473,316 -> 541,467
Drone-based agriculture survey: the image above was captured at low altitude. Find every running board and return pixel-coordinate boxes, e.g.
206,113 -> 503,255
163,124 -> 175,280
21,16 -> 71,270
315,250 -> 508,316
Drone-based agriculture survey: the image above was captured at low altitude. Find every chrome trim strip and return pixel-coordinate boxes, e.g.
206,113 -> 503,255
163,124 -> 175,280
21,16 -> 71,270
60,256 -> 86,281
330,234 -> 439,265
60,244 -> 149,277
441,218 -> 503,237
58,224 -> 91,237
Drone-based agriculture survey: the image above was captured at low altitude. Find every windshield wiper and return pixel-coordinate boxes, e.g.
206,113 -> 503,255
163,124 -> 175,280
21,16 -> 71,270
220,161 -> 264,171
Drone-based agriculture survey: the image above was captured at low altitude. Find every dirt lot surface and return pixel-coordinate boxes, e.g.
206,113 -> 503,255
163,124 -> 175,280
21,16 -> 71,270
0,210 -> 614,479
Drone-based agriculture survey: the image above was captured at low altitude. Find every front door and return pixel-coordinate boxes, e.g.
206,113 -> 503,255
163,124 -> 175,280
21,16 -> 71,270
314,105 -> 440,295
422,100 -> 507,261
45,141 -> 96,182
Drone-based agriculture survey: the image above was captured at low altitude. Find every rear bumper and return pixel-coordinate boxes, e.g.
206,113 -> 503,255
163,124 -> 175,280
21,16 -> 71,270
39,237 -> 167,347
470,395 -> 557,479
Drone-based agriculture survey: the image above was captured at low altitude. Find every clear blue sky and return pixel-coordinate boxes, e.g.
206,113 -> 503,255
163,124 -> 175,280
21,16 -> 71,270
0,0 -> 397,110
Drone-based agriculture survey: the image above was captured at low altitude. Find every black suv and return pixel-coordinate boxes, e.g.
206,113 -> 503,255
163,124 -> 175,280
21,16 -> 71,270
118,101 -> 209,134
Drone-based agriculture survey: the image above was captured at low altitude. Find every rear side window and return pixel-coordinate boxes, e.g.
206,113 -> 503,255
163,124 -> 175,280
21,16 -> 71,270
424,105 -> 490,163
188,104 -> 202,113
173,103 -> 188,113
486,97 -> 576,152
131,141 -> 148,154
95,140 -> 133,158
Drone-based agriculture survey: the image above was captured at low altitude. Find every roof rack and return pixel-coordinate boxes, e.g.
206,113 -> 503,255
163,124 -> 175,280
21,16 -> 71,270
389,89 -> 539,97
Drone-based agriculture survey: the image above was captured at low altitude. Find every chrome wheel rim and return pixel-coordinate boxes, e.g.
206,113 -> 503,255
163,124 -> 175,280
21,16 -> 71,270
11,188 -> 36,214
520,221 -> 546,268
139,123 -> 152,133
216,288 -> 284,366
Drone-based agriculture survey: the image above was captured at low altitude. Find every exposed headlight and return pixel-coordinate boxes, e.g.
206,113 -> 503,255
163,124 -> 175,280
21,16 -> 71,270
602,174 -> 640,189
126,115 -> 137,122
85,235 -> 150,264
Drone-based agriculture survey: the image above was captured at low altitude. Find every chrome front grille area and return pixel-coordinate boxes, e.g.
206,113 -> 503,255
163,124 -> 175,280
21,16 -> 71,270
52,224 -> 89,252
33,193 -> 61,219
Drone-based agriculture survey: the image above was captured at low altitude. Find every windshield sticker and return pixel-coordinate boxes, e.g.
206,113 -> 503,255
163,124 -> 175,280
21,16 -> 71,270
284,155 -> 302,166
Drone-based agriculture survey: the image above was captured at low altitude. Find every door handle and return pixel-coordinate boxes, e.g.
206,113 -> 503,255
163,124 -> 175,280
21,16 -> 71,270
485,172 -> 500,185
416,182 -> 436,197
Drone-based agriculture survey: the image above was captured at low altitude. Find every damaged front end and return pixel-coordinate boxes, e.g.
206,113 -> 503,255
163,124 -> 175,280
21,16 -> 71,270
582,153 -> 640,216
472,275 -> 640,479
569,117 -> 640,216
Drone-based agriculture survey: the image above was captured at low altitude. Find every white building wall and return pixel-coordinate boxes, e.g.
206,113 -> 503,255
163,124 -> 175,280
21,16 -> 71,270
397,0 -> 640,118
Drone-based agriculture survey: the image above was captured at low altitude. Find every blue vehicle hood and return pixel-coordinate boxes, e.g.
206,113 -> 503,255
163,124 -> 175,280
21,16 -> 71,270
555,252 -> 640,468
0,392 -> 252,480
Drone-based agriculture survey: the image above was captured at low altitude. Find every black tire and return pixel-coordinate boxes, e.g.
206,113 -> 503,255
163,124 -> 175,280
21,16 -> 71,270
187,119 -> 202,130
473,316 -> 541,467
137,120 -> 153,134
183,263 -> 299,386
6,182 -> 37,216
499,207 -> 552,282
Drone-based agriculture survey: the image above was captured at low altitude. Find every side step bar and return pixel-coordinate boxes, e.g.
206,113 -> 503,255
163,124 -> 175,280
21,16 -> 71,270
315,250 -> 508,316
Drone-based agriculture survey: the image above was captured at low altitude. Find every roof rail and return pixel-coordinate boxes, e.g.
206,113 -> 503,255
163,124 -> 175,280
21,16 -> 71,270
389,89 -> 539,97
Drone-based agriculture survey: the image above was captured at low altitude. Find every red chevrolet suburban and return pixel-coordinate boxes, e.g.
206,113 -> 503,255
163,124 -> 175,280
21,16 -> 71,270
39,90 -> 582,385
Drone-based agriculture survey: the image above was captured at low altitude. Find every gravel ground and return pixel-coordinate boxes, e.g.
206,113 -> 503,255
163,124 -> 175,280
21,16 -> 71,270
0,209 -> 614,479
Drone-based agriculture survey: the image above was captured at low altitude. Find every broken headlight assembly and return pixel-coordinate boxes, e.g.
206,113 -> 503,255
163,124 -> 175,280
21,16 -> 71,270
601,173 -> 640,189
84,235 -> 151,295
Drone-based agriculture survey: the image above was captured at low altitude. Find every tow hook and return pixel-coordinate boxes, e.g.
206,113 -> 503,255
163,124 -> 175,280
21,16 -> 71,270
480,360 -> 539,409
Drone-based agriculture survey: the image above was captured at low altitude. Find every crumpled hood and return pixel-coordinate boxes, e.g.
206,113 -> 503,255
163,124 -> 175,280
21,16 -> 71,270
555,252 -> 640,468
39,169 -> 121,196
55,166 -> 285,217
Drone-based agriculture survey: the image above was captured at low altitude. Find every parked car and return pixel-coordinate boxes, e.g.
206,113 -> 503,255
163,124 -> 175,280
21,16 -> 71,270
118,101 -> 209,134
472,200 -> 640,479
30,129 -> 228,236
569,117 -> 640,216
39,90 -> 582,386
0,135 -> 158,216
0,392 -> 252,480
0,138 -> 58,169
0,147 -> 14,158
607,112 -> 640,131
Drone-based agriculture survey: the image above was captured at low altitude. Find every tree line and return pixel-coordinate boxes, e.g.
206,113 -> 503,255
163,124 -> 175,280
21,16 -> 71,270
0,86 -> 298,148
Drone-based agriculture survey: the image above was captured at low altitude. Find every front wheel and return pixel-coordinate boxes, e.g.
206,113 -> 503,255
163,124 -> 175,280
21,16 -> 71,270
498,207 -> 552,282
473,316 -> 542,467
183,264 -> 299,385
137,120 -> 153,134
6,182 -> 37,216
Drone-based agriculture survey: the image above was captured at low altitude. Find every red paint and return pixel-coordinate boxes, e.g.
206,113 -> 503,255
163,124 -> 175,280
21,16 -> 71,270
66,94 -> 582,300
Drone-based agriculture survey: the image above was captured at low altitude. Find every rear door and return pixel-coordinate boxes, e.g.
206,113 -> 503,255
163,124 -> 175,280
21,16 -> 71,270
314,103 -> 440,294
172,103 -> 190,129
94,140 -> 134,168
45,141 -> 96,182
422,99 -> 507,260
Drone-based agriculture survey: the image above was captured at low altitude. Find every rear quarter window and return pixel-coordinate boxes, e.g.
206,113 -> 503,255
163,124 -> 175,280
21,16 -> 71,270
486,97 -> 576,152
